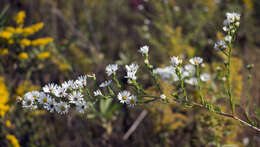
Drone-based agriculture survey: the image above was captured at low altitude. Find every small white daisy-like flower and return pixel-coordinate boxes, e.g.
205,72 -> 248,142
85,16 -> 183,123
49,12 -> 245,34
185,77 -> 198,86
44,98 -> 56,113
214,40 -> 227,50
215,40 -> 227,50
226,12 -> 240,24
75,101 -> 88,113
105,64 -> 118,76
38,93 -> 52,105
189,57 -> 203,65
73,80 -> 84,89
126,95 -> 137,107
22,94 -> 35,109
117,91 -> 131,104
62,80 -> 74,89
160,94 -> 166,100
77,75 -> 87,86
54,86 -> 67,97
43,83 -> 58,93
200,73 -> 211,82
125,63 -> 139,80
30,91 -> 40,100
138,45 -> 149,56
99,80 -> 112,88
225,35 -> 232,42
69,91 -> 84,104
55,102 -> 70,115
170,56 -> 182,67
184,64 -> 195,76
153,66 -> 176,82
93,89 -> 102,96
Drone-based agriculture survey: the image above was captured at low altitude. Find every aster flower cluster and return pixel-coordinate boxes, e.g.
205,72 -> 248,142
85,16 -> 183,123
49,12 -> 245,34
22,75 -> 88,114
154,56 -> 210,85
214,12 -> 240,51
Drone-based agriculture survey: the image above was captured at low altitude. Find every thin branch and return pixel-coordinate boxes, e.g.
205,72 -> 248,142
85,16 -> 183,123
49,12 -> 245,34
123,110 -> 148,140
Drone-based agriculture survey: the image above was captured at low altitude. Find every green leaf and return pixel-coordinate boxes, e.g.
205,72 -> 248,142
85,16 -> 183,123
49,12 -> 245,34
100,99 -> 113,115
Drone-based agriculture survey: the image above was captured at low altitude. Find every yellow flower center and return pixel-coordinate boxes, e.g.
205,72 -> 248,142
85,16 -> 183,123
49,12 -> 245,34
43,98 -> 48,103
61,106 -> 66,111
27,100 -> 32,105
130,99 -> 135,104
123,96 -> 127,100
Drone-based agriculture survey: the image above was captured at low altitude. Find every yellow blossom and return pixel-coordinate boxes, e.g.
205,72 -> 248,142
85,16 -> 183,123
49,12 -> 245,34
23,22 -> 44,36
5,120 -> 12,128
5,27 -> 16,33
18,52 -> 29,60
6,134 -> 20,147
31,37 -> 53,46
20,39 -> 31,47
0,31 -> 13,39
37,51 -> 51,59
14,11 -> 26,25
14,27 -> 23,34
8,39 -> 14,45
0,48 -> 8,56
0,77 -> 10,118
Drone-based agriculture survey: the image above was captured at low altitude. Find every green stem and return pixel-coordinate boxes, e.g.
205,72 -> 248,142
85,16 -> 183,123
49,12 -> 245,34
195,65 -> 205,105
227,36 -> 234,114
113,72 -> 122,90
175,67 -> 188,101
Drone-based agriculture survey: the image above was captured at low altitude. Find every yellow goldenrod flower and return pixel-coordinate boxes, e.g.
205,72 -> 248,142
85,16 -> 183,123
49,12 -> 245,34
18,52 -> 29,60
37,51 -> 51,59
8,39 -> 15,45
20,39 -> 31,47
23,22 -> 44,36
14,11 -> 26,25
0,77 -> 10,118
31,37 -> 53,46
6,134 -> 20,147
0,48 -> 8,56
14,27 -> 23,34
5,27 -> 16,33
5,120 -> 12,128
0,31 -> 13,39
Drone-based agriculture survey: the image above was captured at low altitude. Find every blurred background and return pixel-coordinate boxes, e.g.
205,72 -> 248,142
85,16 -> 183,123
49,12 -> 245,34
0,0 -> 260,146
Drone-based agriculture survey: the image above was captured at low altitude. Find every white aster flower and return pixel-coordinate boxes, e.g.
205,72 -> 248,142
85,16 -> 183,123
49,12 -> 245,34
77,75 -> 87,87
117,91 -> 131,104
69,91 -> 84,104
43,83 -> 58,93
76,101 -> 88,113
54,86 -> 67,97
153,66 -> 177,81
99,80 -> 112,88
138,45 -> 149,56
22,94 -> 35,109
160,94 -> 166,100
38,93 -> 52,105
189,57 -> 203,65
73,80 -> 84,89
93,89 -> 102,96
226,12 -> 240,24
30,91 -> 40,100
125,63 -> 139,80
44,98 -> 56,113
126,95 -> 137,107
200,73 -> 211,82
214,40 -> 227,50
225,35 -> 232,42
105,64 -> 118,76
185,77 -> 198,86
184,64 -> 195,76
170,56 -> 182,67
55,102 -> 70,115
62,80 -> 74,89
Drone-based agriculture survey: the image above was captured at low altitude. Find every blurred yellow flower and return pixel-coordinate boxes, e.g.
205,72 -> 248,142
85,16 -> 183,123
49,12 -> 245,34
6,134 -> 20,147
5,120 -> 12,128
14,27 -> 23,34
23,22 -> 44,36
20,39 -> 31,47
14,11 -> 26,25
18,52 -> 29,60
0,48 -> 8,56
5,27 -> 16,33
0,77 -> 10,118
0,31 -> 13,39
37,51 -> 51,59
31,37 -> 53,46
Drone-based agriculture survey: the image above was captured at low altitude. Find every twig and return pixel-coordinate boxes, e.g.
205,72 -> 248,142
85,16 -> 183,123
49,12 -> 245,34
190,102 -> 260,132
123,110 -> 148,140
